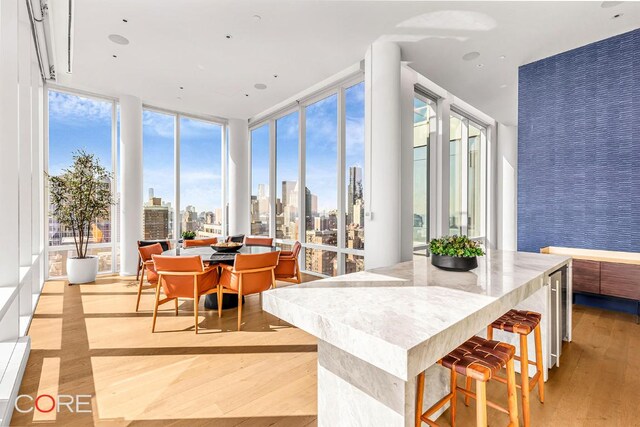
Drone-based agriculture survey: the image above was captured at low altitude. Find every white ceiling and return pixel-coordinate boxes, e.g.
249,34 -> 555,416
51,1 -> 640,125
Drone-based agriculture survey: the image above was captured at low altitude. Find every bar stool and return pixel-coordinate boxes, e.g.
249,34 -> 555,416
416,336 -> 519,427
481,310 -> 544,427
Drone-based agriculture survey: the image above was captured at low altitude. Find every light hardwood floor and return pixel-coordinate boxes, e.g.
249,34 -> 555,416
11,275 -> 640,426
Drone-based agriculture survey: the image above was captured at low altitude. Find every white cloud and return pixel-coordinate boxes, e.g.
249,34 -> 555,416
49,91 -> 112,124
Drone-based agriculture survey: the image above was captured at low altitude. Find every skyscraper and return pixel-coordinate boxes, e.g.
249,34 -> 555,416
347,166 -> 363,225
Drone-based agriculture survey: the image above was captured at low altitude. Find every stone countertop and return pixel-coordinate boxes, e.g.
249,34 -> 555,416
262,250 -> 570,381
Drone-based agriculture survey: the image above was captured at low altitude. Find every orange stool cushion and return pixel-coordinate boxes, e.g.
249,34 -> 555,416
440,336 -> 515,382
491,309 -> 541,335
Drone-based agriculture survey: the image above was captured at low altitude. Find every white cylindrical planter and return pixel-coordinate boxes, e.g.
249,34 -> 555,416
119,95 -> 143,276
228,118 -> 250,236
364,41 -> 402,270
67,256 -> 99,284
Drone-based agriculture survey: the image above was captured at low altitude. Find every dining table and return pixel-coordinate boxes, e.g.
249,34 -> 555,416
160,244 -> 279,309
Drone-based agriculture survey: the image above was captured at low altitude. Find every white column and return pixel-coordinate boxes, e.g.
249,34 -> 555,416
0,0 -> 20,289
399,66 -> 415,262
119,95 -> 143,276
18,1 -> 32,269
228,118 -> 250,235
364,41 -> 402,269
497,124 -> 518,251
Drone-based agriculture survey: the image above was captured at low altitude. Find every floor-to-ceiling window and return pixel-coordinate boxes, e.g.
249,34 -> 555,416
47,89 -> 117,277
143,109 -> 225,242
413,94 -> 436,255
249,78 -> 365,277
179,117 -> 223,238
250,124 -> 270,236
305,93 -> 339,276
142,110 -> 175,240
344,82 -> 365,272
275,111 -> 299,241
449,112 -> 487,239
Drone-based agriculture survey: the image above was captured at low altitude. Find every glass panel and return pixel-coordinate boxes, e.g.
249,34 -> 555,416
345,253 -> 365,274
345,82 -> 365,251
449,115 -> 463,235
251,125 -> 270,236
468,123 -> 483,238
275,111 -> 299,241
276,242 -> 293,252
179,117 -> 223,238
48,90 -> 113,247
48,247 -> 113,277
143,110 -> 175,240
305,94 -> 338,246
304,248 -> 337,276
413,96 -> 435,253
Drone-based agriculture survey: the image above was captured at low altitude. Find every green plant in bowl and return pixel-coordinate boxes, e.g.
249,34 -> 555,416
181,230 -> 196,240
429,235 -> 485,257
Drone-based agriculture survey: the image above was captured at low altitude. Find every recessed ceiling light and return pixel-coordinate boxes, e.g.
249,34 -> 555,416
601,1 -> 622,8
108,34 -> 129,45
122,19 -> 128,23
179,86 -> 184,90
112,55 -> 117,58
254,83 -> 267,90
225,34 -> 232,39
252,14 -> 262,22
499,55 -> 506,60
462,51 -> 480,61
612,13 -> 623,18
273,74 -> 278,78
477,63 -> 484,68
245,94 -> 249,97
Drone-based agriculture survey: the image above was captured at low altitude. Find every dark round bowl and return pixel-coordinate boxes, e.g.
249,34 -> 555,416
211,243 -> 243,253
431,255 -> 478,272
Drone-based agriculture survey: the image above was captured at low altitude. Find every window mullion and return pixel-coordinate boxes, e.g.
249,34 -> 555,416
460,118 -> 469,236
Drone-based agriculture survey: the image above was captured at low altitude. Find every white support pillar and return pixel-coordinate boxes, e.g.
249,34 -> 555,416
228,118 -> 250,235
399,66 -> 415,262
0,0 -> 20,289
364,41 -> 402,269
119,95 -> 143,276
18,2 -> 32,269
497,124 -> 518,251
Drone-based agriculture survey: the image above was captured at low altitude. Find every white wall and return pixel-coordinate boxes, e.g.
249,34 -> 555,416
497,124 -> 518,251
0,0 -> 44,424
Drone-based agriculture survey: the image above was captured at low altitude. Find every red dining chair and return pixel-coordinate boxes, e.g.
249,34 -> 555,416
274,241 -> 302,284
244,236 -> 274,247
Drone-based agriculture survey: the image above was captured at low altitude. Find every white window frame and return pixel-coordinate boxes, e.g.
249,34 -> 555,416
248,74 -> 365,277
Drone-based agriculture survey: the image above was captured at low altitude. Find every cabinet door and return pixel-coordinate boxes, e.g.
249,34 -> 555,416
572,259 -> 600,294
600,262 -> 640,300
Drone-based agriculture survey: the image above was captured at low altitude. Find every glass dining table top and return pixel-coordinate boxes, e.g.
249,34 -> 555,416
161,245 -> 279,264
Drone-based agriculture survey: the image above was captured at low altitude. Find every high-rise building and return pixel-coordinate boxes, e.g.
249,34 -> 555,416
347,166 -> 363,225
148,187 -> 154,200
143,196 -> 169,239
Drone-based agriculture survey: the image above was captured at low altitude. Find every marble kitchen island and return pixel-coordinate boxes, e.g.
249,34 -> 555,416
263,250 -> 572,426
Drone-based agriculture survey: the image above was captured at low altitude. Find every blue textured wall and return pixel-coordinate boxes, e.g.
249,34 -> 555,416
518,28 -> 640,253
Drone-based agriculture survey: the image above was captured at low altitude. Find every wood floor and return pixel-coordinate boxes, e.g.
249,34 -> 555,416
11,275 -> 640,426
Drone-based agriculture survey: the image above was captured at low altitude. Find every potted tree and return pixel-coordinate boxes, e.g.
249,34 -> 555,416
49,150 -> 113,284
429,235 -> 485,271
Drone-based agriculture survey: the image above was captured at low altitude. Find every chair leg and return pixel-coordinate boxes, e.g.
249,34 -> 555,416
296,260 -> 301,284
194,282 -> 199,334
475,380 -> 487,427
217,286 -> 222,318
464,377 -> 472,406
506,358 -> 520,427
415,371 -> 425,427
237,292 -> 243,331
151,275 -> 161,332
520,333 -> 531,427
136,254 -> 141,280
534,324 -> 544,403
450,369 -> 457,427
174,298 -> 179,316
136,268 -> 145,312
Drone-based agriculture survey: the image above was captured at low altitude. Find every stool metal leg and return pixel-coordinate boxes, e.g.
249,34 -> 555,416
520,333 -> 531,427
534,324 -> 545,403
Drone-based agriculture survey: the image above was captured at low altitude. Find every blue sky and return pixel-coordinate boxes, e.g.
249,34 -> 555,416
50,81 -> 364,216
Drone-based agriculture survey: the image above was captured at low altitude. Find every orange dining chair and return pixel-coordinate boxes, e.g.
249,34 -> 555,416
136,240 -> 170,280
217,251 -> 280,330
136,243 -> 164,312
183,237 -> 218,248
151,255 -> 219,334
274,241 -> 302,284
243,236 -> 274,247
